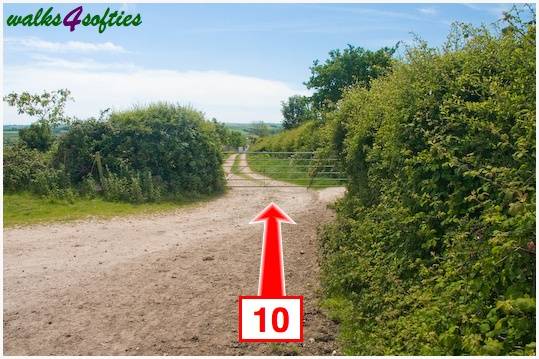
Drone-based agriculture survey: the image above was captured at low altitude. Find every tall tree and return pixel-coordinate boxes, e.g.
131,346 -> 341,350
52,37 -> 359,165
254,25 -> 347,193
281,95 -> 314,129
252,121 -> 270,137
305,44 -> 396,110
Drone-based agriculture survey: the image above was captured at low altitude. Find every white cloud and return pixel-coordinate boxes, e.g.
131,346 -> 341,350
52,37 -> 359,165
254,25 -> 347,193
418,7 -> 438,16
3,58 -> 306,124
5,37 -> 126,53
29,55 -> 140,72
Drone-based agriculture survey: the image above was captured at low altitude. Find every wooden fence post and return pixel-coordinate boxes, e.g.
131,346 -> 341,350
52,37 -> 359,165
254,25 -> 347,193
95,152 -> 104,186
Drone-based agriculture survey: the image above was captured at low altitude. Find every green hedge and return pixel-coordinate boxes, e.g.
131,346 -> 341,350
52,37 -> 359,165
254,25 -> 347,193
320,21 -> 535,354
3,144 -> 72,198
5,103 -> 225,202
250,120 -> 326,152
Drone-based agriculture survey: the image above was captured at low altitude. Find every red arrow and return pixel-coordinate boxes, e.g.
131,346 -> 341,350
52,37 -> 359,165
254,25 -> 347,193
250,202 -> 296,297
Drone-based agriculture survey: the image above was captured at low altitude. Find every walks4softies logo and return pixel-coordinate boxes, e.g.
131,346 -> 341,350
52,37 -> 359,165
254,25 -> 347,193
6,6 -> 142,33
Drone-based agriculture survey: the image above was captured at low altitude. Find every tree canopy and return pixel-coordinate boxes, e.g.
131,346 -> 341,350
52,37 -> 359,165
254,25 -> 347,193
305,44 -> 396,110
281,95 -> 314,129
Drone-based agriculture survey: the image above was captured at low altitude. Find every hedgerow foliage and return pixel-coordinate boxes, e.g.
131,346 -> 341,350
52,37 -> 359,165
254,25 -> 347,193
56,103 -> 225,200
4,103 -> 226,202
250,121 -> 325,152
306,44 -> 395,110
3,144 -> 72,198
320,16 -> 535,355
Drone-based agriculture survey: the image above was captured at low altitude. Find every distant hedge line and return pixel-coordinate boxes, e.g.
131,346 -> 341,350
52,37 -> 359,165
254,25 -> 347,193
250,120 -> 323,152
4,103 -> 226,202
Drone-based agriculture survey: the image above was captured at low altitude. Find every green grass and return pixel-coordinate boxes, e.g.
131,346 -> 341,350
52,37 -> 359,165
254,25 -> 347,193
246,153 -> 345,188
3,192 -> 215,227
229,153 -> 264,185
230,153 -> 242,175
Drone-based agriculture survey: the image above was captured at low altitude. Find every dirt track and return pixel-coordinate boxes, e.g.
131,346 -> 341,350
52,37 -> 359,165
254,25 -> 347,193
3,154 -> 345,355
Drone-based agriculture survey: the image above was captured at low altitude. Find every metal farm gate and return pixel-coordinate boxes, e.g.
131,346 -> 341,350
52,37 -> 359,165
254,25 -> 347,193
223,151 -> 347,188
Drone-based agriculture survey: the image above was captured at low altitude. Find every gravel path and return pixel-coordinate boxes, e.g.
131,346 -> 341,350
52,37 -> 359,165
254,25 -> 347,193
3,154 -> 345,355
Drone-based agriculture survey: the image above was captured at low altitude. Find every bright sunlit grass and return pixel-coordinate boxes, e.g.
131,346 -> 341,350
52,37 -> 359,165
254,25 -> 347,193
3,192 -> 212,227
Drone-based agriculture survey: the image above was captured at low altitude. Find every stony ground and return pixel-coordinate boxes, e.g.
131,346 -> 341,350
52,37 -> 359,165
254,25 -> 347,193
3,154 -> 345,355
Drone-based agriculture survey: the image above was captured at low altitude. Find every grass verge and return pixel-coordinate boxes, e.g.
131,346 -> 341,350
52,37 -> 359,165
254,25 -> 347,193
230,153 -> 242,175
3,192 -> 217,227
229,153 -> 264,184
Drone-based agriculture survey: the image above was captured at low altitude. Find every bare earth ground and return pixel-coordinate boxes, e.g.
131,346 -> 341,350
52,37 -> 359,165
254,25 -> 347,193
3,154 -> 345,355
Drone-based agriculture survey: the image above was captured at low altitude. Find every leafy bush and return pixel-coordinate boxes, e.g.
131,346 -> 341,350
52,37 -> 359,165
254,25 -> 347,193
54,119 -> 112,184
79,175 -> 99,198
4,144 -> 48,192
101,173 -> 132,202
212,119 -> 248,149
140,170 -> 163,202
320,17 -> 535,355
30,166 -> 66,196
56,103 -> 225,202
18,122 -> 54,151
3,144 -> 69,197
251,120 -> 326,152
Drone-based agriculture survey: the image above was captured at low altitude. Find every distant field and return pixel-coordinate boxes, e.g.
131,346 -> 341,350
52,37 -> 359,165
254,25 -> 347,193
3,125 -> 69,145
4,131 -> 19,145
224,122 -> 281,136
4,124 -> 27,145
3,125 -> 27,131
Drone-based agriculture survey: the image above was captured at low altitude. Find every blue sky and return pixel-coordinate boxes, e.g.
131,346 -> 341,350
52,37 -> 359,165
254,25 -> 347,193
3,3 -> 526,124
